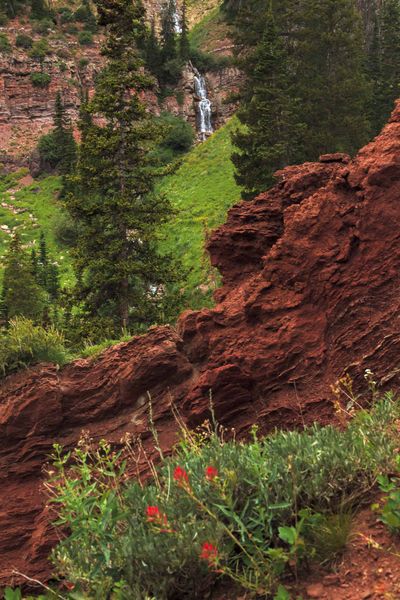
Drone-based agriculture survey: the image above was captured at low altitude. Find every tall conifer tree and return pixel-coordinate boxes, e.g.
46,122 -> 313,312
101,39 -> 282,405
2,233 -> 45,323
294,0 -> 371,157
64,0 -> 176,337
379,0 -> 400,123
161,0 -> 177,62
232,4 -> 305,198
180,0 -> 190,60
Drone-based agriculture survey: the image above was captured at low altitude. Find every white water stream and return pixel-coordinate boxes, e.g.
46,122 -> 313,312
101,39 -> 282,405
193,68 -> 213,141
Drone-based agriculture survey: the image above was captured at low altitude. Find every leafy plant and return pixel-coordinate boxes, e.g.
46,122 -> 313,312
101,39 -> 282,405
16,33 -> 33,49
0,317 -> 69,375
30,72 -> 52,88
376,455 -> 400,533
48,394 -> 400,599
0,32 -> 11,54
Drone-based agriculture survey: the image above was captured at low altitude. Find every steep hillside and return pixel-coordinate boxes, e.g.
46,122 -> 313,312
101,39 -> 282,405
0,172 -> 73,282
159,117 -> 241,307
2,102 -> 400,586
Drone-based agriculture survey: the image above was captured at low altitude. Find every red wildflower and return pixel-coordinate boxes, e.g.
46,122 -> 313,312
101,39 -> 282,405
146,505 -> 161,521
173,466 -> 189,485
64,582 -> 75,591
200,542 -> 218,564
205,466 -> 218,481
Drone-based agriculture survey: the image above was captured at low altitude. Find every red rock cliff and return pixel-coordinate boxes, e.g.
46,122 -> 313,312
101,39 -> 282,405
2,102 -> 400,587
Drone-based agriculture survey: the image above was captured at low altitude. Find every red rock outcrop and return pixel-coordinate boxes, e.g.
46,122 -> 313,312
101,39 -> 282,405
3,102 -> 400,588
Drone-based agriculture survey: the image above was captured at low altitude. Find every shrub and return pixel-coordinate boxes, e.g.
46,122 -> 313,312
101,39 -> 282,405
78,30 -> 93,46
65,23 -> 79,35
0,33 -> 11,54
0,317 -> 69,375
0,11 -> 9,26
57,6 -> 75,23
31,17 -> 54,35
376,455 -> 400,533
15,33 -> 33,49
78,57 -> 89,69
29,38 -> 51,61
30,72 -> 52,87
189,48 -> 233,73
48,394 -> 399,598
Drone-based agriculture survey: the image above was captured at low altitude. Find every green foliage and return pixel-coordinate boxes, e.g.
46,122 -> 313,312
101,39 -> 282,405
158,118 -> 240,310
1,233 -> 45,323
30,71 -> 51,87
154,113 -> 195,165
30,0 -> 51,20
0,316 -> 68,375
0,32 -> 11,53
48,394 -> 400,598
29,37 -> 51,60
376,455 -> 400,533
78,29 -> 93,45
232,6 -> 305,198
64,0 -> 179,340
38,92 -> 77,176
15,32 -> 33,48
31,17 -> 53,34
229,0 -> 371,198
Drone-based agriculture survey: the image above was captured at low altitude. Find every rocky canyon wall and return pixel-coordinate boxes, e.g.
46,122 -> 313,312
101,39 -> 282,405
2,101 -> 400,588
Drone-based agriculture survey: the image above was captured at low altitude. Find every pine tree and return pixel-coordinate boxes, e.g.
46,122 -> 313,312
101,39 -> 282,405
179,0 -> 190,60
145,17 -> 161,76
30,0 -> 48,20
161,0 -> 177,63
64,0 -> 176,337
53,92 -> 77,176
294,0 -> 371,157
379,0 -> 400,124
2,233 -> 45,323
232,5 -> 305,198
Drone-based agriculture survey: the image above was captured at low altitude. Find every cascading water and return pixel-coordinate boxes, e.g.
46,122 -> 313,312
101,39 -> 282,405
171,0 -> 182,33
193,67 -> 213,141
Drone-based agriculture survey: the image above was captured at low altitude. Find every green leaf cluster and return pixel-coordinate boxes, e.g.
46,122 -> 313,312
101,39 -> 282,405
49,394 -> 400,598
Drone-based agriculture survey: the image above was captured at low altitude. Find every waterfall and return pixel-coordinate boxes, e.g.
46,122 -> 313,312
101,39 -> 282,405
193,68 -> 213,141
171,0 -> 182,33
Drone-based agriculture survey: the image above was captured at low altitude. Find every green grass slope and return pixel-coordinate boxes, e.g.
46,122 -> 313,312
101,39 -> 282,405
158,117 -> 241,309
0,173 -> 74,285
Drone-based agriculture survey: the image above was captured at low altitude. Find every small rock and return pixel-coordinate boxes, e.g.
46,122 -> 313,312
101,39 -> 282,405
306,583 -> 325,598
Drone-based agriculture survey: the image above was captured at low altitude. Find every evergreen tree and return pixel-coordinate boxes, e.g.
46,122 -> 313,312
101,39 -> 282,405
232,5 -> 305,198
161,0 -> 178,63
53,92 -> 77,176
2,233 -> 45,323
379,0 -> 400,125
145,17 -> 161,76
64,0 -> 176,337
30,0 -> 48,20
293,0 -> 371,157
179,0 -> 190,60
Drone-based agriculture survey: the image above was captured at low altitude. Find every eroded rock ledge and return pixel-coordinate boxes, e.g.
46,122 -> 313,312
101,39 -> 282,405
2,102 -> 400,586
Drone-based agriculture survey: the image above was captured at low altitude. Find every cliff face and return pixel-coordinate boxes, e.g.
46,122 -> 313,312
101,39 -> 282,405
0,2 -> 237,165
2,102 -> 400,587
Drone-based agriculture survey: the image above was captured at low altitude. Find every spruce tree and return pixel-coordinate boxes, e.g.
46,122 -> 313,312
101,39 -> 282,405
379,0 -> 400,125
180,0 -> 190,60
295,0 -> 371,157
232,5 -> 305,198
64,0 -> 176,337
145,17 -> 161,76
53,92 -> 77,176
161,0 -> 177,63
2,233 -> 45,323
30,0 -> 48,20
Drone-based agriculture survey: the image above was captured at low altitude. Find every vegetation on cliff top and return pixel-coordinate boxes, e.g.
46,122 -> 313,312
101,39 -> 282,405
7,384 -> 398,599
